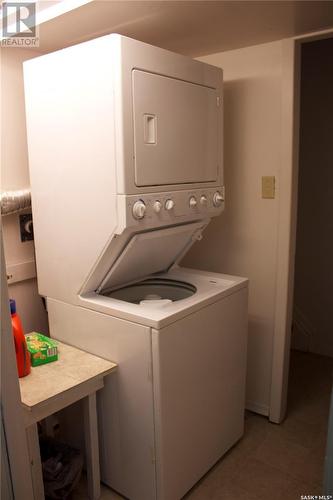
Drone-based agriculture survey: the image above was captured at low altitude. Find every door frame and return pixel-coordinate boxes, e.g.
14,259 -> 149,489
269,28 -> 333,424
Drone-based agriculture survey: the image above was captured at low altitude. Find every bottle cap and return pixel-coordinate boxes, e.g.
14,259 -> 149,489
10,299 -> 16,315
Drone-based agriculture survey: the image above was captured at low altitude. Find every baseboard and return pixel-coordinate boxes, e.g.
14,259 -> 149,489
245,400 -> 269,416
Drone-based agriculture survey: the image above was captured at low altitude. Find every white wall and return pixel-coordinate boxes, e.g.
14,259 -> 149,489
1,47 -> 49,335
183,41 -> 285,415
293,38 -> 333,358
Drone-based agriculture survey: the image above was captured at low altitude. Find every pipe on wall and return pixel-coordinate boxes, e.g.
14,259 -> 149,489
0,190 -> 31,216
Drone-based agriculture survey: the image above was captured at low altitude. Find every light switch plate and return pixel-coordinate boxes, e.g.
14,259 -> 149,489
262,176 -> 275,199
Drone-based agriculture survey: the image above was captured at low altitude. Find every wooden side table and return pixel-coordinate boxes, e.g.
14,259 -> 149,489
19,341 -> 117,500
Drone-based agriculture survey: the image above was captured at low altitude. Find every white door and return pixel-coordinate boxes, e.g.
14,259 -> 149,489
132,70 -> 220,187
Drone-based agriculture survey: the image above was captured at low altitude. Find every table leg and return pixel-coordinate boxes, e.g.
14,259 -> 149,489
83,393 -> 101,500
26,424 -> 45,500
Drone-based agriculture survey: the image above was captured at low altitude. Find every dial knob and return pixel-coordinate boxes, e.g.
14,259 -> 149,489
132,200 -> 146,219
153,200 -> 162,213
189,196 -> 197,208
200,195 -> 207,206
165,199 -> 175,211
213,191 -> 224,207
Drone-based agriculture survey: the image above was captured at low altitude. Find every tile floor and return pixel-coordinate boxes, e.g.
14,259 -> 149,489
72,350 -> 333,500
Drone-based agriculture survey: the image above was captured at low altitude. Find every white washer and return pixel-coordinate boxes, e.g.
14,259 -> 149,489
48,267 -> 248,500
23,34 -> 248,500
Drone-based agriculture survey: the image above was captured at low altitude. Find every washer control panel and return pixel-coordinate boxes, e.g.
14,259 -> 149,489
213,191 -> 224,207
153,200 -> 162,213
122,187 -> 225,228
132,200 -> 146,220
200,195 -> 207,206
165,199 -> 175,211
189,196 -> 197,208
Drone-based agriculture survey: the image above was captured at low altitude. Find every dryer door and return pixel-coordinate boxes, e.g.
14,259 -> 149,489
132,70 -> 220,187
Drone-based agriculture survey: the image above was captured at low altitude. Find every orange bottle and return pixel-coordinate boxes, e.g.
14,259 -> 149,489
10,299 -> 31,377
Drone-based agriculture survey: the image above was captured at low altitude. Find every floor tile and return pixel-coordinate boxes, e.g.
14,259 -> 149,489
269,413 -> 327,451
230,458 -> 298,500
186,477 -> 262,500
253,430 -> 321,483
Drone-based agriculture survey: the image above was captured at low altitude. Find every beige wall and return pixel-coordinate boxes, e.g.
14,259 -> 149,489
1,47 -> 48,335
183,41 -> 285,414
293,38 -> 333,357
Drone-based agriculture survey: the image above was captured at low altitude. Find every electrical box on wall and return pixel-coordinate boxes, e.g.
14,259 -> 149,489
19,213 -> 34,241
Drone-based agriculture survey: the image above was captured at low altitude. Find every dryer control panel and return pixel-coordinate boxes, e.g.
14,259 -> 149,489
117,187 -> 225,229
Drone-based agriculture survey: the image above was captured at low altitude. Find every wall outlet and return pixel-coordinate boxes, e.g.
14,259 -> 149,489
262,176 -> 275,199
19,213 -> 34,241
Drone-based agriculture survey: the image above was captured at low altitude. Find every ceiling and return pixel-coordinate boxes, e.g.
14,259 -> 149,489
27,1 -> 333,55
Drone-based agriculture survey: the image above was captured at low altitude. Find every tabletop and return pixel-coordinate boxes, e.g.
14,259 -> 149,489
19,340 -> 117,409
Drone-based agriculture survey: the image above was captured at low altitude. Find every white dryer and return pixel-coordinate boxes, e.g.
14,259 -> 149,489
24,34 -> 248,499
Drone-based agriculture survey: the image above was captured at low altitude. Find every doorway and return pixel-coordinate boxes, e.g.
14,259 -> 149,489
287,35 -> 333,491
292,37 -> 333,357
270,32 -> 333,425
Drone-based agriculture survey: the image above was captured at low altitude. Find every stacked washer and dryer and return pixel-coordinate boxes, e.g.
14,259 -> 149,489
24,34 -> 248,500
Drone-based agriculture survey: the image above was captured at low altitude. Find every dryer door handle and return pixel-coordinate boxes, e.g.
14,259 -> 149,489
143,114 -> 157,144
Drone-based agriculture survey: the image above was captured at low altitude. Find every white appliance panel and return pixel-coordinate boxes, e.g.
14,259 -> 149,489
152,288 -> 248,499
133,70 -> 219,187
47,299 -> 157,500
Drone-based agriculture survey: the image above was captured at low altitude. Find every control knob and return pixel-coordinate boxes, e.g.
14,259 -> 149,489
200,195 -> 207,206
153,200 -> 162,213
213,191 -> 224,207
165,199 -> 175,211
189,196 -> 197,208
132,200 -> 146,220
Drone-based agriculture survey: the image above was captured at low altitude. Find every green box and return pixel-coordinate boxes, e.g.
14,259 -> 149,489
25,332 -> 58,367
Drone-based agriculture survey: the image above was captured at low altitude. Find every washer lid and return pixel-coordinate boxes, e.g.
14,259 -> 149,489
97,222 -> 205,293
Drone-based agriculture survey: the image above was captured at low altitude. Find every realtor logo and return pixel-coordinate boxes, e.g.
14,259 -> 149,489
1,2 -> 39,46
